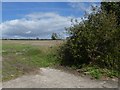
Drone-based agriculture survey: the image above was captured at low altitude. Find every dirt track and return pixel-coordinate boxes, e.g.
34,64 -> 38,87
3,67 -> 118,88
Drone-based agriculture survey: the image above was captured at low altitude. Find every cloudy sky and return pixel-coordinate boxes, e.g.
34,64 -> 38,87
1,2 -> 100,39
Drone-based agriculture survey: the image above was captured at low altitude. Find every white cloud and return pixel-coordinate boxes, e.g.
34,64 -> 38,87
1,12 -> 82,39
69,2 -> 100,14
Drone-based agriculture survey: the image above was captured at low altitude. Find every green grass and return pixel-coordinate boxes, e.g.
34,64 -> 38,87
2,41 -> 119,81
2,43 -> 59,81
81,65 -> 119,79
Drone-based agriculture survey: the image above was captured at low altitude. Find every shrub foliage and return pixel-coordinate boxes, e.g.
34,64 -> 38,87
58,8 -> 120,70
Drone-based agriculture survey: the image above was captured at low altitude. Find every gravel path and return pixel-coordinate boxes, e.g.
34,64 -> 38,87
3,67 -> 118,88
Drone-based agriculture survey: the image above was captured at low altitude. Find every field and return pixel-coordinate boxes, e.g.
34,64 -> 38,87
2,40 -> 119,82
2,40 -> 63,81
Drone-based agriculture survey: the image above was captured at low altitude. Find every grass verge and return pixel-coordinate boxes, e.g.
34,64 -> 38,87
2,43 -> 59,81
76,65 -> 119,79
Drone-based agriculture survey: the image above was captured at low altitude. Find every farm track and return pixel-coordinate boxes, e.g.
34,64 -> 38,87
3,67 -> 118,88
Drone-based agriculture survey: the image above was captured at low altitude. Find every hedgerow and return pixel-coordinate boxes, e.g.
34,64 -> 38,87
58,8 -> 120,71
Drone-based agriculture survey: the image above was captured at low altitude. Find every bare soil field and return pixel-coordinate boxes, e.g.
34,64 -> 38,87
2,40 -> 64,46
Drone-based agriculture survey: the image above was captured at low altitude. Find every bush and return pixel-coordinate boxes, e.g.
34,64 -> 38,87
58,9 -> 120,71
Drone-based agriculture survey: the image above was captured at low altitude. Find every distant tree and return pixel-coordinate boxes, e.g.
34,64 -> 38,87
51,33 -> 58,40
36,37 -> 39,40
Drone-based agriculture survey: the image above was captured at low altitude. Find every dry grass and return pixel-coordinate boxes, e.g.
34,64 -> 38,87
2,40 -> 63,46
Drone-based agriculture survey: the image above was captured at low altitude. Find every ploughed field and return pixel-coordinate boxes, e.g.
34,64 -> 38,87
2,40 -> 63,81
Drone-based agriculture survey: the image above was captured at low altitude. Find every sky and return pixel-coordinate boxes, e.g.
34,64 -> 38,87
1,2 -> 100,39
